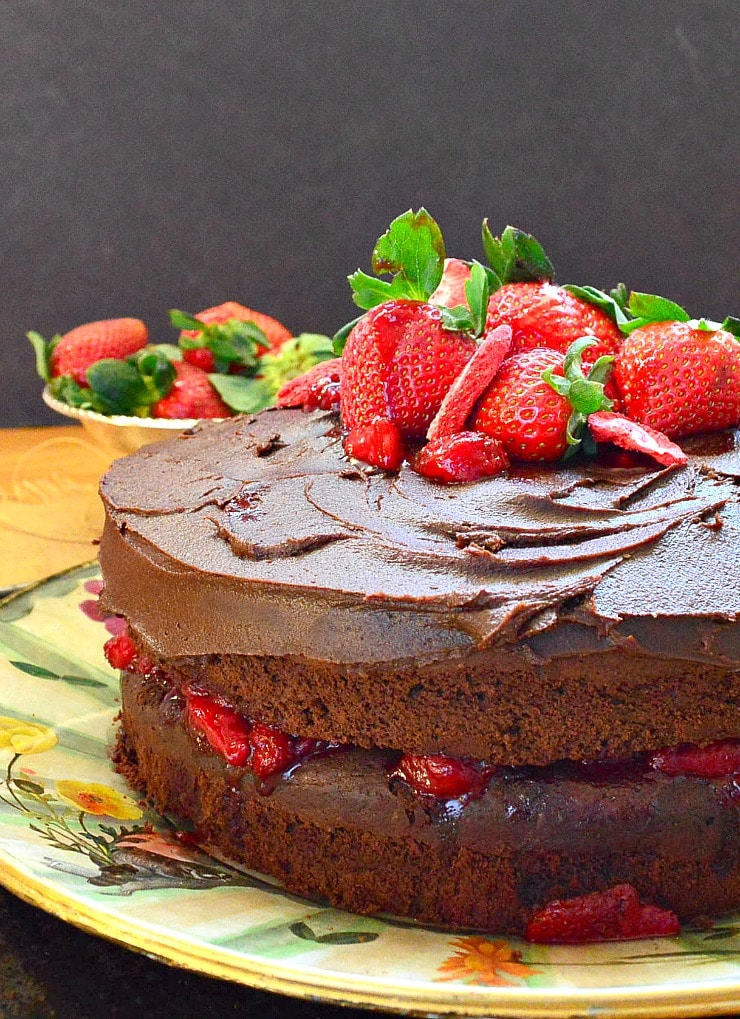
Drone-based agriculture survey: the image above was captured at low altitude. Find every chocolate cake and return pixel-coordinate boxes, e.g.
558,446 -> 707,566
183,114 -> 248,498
100,407 -> 740,935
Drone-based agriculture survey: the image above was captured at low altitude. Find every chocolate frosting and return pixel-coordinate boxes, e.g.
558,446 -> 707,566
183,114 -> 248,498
99,409 -> 740,669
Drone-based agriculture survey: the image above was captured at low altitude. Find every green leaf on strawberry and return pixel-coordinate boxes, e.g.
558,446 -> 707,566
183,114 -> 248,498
85,359 -> 150,416
721,316 -> 740,338
348,209 -> 446,312
170,309 -> 268,373
169,310 -> 209,333
371,208 -> 446,297
563,285 -> 632,328
258,333 -> 335,386
47,375 -> 96,410
208,375 -> 275,414
128,347 -> 177,403
620,292 -> 691,335
481,222 -> 554,286
51,347 -> 179,416
210,333 -> 336,414
439,260 -> 490,336
332,314 -> 364,355
146,343 -> 183,362
542,336 -> 614,452
27,331 -> 61,382
346,271 -> 411,311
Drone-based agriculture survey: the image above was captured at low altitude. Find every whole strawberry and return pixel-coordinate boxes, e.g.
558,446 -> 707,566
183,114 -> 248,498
485,282 -> 622,363
152,361 -> 230,419
613,320 -> 740,438
474,337 -> 613,462
474,348 -> 573,461
341,300 -> 476,440
47,318 -> 148,385
335,212 -> 569,471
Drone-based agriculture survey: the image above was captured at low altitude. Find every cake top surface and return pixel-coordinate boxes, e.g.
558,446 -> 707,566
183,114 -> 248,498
99,408 -> 740,666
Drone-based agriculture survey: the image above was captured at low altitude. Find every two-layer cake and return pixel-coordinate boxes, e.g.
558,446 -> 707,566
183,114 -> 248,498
100,407 -> 739,935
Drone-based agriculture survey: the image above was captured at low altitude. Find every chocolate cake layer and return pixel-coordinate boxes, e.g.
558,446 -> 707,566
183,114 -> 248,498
99,410 -> 739,763
118,671 -> 740,933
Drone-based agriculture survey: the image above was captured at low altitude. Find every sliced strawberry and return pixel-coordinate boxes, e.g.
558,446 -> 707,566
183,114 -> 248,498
185,694 -> 252,767
276,359 -> 342,410
344,419 -> 405,471
411,431 -> 508,483
526,884 -> 680,944
103,632 -> 137,671
248,722 -> 296,779
427,325 -> 513,440
588,411 -> 688,467
625,904 -> 682,939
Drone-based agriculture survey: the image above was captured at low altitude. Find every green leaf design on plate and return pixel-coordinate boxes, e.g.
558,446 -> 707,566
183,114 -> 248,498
289,921 -> 378,945
9,660 -> 108,690
9,661 -> 58,679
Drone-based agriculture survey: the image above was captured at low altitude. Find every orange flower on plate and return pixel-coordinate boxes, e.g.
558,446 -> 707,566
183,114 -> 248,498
55,780 -> 143,820
436,936 -> 538,986
0,716 -> 58,756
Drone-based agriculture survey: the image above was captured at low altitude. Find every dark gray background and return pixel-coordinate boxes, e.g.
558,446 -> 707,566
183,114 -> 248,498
3,0 -> 739,427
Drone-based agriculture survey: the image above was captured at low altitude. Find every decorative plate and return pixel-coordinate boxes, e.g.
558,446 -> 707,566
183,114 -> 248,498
0,564 -> 738,1018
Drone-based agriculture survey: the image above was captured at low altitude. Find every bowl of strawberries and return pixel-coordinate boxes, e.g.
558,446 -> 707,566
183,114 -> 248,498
30,302 -> 337,457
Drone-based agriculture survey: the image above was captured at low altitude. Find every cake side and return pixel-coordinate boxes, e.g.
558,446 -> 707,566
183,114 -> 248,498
116,669 -> 740,933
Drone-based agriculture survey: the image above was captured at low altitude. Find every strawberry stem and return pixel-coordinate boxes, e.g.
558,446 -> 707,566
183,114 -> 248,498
481,222 -> 554,288
542,336 -> 614,453
438,260 -> 490,337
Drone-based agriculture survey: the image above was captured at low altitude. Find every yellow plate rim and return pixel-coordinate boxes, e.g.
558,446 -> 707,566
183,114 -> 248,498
1,852 -> 739,1019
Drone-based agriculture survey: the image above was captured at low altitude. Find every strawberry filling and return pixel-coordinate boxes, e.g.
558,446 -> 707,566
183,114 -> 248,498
391,753 -> 493,799
185,692 -> 252,767
104,628 -> 156,676
648,740 -> 740,778
124,661 -> 739,943
170,678 -> 740,794
526,883 -> 680,944
181,684 -> 338,783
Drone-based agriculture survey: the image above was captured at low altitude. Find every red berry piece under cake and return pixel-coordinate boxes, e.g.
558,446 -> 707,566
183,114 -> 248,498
100,212 -> 739,940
